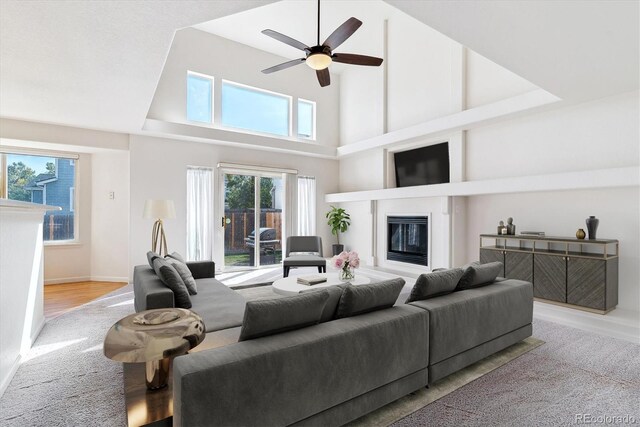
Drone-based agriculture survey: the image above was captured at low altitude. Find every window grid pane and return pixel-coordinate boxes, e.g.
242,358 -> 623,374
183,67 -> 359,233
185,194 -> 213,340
297,100 -> 315,139
221,81 -> 290,137
187,74 -> 213,123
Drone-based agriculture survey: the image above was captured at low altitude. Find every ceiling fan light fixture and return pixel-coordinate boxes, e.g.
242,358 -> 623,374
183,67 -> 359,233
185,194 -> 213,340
306,53 -> 332,70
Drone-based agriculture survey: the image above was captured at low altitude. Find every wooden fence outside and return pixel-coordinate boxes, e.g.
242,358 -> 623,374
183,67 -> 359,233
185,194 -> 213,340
224,208 -> 282,253
43,213 -> 74,241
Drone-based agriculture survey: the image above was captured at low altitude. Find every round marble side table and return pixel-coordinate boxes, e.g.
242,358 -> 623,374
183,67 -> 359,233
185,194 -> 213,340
104,308 -> 205,390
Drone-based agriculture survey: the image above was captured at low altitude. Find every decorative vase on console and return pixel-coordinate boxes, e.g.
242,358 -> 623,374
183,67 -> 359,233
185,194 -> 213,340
586,216 -> 599,240
332,251 -> 360,281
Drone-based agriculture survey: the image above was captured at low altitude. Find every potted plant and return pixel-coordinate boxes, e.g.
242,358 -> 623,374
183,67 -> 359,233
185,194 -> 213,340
326,206 -> 351,256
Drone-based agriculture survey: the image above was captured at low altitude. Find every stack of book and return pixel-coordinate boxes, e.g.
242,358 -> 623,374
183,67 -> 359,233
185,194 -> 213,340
296,275 -> 327,286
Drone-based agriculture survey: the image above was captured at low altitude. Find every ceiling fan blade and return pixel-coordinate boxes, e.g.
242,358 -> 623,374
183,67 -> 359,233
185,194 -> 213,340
262,58 -> 306,74
316,68 -> 330,87
322,17 -> 362,51
332,53 -> 383,66
261,29 -> 310,51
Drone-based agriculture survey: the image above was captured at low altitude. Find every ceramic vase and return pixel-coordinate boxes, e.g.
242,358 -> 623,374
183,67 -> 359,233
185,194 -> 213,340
586,216 -> 599,240
576,228 -> 586,240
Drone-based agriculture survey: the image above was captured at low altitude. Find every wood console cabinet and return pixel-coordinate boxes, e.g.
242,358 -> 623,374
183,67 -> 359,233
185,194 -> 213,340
480,234 -> 619,314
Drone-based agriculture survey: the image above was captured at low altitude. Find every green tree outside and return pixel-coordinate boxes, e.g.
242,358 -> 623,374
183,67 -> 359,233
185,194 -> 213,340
225,175 -> 274,209
7,162 -> 36,202
46,161 -> 56,174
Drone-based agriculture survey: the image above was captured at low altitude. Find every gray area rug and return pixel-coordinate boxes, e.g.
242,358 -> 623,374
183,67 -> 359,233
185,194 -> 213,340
1,284 -> 637,426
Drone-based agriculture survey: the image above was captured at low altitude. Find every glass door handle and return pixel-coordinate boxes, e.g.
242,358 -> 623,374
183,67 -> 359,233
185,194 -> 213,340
221,217 -> 231,227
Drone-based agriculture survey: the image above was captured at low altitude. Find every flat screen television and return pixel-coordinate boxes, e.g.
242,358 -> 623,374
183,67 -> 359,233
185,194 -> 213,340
394,142 -> 450,188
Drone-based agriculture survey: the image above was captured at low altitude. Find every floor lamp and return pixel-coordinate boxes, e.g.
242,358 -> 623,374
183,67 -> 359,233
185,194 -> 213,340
143,200 -> 176,257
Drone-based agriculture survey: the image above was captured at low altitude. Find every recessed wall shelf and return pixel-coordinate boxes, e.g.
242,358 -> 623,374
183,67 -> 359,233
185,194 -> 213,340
325,166 -> 639,203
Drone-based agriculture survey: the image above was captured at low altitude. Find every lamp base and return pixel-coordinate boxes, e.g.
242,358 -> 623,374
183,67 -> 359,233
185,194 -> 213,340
151,220 -> 168,256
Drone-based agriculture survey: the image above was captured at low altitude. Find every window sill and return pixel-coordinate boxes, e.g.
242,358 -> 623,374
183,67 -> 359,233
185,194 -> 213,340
44,241 -> 82,248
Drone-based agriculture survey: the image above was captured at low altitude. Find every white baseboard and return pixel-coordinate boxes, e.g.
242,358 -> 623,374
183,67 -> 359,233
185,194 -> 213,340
534,301 -> 640,344
45,276 -> 90,285
0,354 -> 21,399
45,276 -> 128,285
89,276 -> 128,283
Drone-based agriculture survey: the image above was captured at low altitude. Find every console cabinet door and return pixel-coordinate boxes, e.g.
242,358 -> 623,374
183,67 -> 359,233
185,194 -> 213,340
567,258 -> 606,310
505,252 -> 533,282
480,249 -> 505,276
533,254 -> 566,302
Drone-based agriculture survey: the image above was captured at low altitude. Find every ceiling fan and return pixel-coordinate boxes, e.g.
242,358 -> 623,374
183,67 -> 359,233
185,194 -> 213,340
261,0 -> 383,87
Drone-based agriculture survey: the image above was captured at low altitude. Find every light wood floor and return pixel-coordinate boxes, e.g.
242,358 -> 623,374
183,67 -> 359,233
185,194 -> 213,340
44,281 -> 128,319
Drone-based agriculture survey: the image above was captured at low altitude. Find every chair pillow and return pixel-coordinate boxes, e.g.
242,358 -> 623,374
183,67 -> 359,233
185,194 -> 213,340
335,278 -> 405,319
405,268 -> 465,303
457,262 -> 503,290
300,284 -> 346,323
147,251 -> 161,269
152,258 -> 192,309
167,259 -> 197,295
165,252 -> 186,264
239,291 -> 330,341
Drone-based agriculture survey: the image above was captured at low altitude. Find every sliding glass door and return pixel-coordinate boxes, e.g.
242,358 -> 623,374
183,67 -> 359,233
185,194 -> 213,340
222,173 -> 284,269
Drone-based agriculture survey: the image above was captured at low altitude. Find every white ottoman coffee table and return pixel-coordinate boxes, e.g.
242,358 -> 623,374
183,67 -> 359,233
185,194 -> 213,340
272,273 -> 371,296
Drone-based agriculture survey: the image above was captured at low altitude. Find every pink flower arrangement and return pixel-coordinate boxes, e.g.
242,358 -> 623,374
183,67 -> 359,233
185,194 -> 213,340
331,251 -> 360,270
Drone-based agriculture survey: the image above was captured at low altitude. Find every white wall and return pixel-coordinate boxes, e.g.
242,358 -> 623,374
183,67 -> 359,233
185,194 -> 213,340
147,28 -> 340,149
90,151 -> 130,281
129,135 -> 340,273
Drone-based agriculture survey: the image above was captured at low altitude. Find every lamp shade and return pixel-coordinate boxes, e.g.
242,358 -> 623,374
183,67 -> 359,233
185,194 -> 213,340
143,200 -> 176,220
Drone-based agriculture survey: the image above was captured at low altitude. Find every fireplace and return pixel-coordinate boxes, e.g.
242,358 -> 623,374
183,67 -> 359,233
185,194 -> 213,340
387,216 -> 429,266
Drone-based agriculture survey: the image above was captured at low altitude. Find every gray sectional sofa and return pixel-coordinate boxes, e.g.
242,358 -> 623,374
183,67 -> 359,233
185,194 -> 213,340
133,261 -> 533,427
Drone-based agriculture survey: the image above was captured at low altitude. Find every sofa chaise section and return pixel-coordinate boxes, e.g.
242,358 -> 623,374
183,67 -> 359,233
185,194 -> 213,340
409,278 -> 533,383
133,263 -> 246,333
173,305 -> 430,427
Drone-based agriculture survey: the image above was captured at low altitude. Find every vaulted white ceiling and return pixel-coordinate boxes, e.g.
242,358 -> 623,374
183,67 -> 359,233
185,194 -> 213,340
0,0 -> 638,134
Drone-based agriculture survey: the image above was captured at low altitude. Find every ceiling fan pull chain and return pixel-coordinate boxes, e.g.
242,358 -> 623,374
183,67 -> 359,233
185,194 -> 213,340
317,0 -> 321,46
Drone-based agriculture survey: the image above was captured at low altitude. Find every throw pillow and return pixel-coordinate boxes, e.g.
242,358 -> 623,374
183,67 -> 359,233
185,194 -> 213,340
457,262 -> 503,290
147,251 -> 161,269
405,268 -> 465,303
165,252 -> 186,264
167,259 -> 198,295
300,284 -> 346,323
152,258 -> 192,309
335,278 -> 405,319
238,291 -> 330,341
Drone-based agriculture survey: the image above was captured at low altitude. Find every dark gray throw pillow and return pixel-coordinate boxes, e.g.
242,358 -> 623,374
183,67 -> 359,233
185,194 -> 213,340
152,258 -> 192,309
405,268 -> 465,303
239,291 -> 330,341
165,252 -> 186,264
167,259 -> 197,295
300,284 -> 346,323
457,262 -> 503,290
147,251 -> 161,269
335,278 -> 405,319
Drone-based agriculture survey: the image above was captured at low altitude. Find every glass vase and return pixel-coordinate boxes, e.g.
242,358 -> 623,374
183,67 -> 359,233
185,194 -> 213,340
339,267 -> 355,281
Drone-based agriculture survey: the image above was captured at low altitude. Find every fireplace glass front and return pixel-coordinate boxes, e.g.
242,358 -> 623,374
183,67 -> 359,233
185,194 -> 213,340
387,216 -> 429,266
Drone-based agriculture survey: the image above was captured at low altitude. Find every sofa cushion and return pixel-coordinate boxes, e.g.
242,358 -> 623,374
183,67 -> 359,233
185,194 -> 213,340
405,268 -> 465,303
457,262 -> 503,290
282,255 -> 326,266
300,284 -> 346,322
190,278 -> 246,332
167,259 -> 198,295
152,258 -> 192,309
409,279 -> 533,365
239,291 -> 330,341
166,251 -> 186,264
335,278 -> 405,319
147,251 -> 161,269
